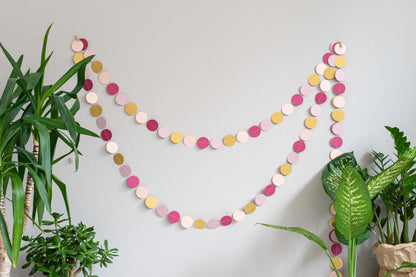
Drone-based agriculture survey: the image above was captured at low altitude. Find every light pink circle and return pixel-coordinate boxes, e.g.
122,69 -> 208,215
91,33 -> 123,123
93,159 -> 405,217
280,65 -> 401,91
136,186 -> 148,199
264,184 -> 276,196
293,140 -> 306,152
115,94 -> 128,106
236,131 -> 249,143
210,137 -> 223,149
310,104 -> 322,117
168,211 -> 180,223
127,176 -> 140,188
232,210 -> 245,222
105,141 -> 118,154
335,70 -> 345,81
255,194 -> 267,206
71,40 -> 84,52
272,174 -> 285,186
299,129 -> 312,141
334,43 -> 347,55
85,92 -> 98,104
329,230 -> 339,242
156,205 -> 169,217
319,80 -> 331,91
260,119 -> 273,132
119,165 -> 131,177
83,50 -> 95,60
96,117 -> 107,129
323,53 -> 332,65
300,84 -> 312,96
287,152 -> 299,164
291,94 -> 303,106
328,55 -> 337,67
281,103 -> 294,115
331,123 -> 344,135
330,149 -> 343,160
181,216 -> 193,228
157,126 -> 170,138
331,136 -> 343,148
99,72 -> 111,84
135,112 -> 148,124
207,219 -> 220,229
85,67 -> 90,78
332,96 -> 346,108
315,63 -> 327,75
184,135 -> 196,147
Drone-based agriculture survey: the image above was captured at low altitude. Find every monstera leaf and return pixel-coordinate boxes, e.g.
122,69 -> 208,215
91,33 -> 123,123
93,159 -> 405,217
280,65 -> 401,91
321,152 -> 360,200
334,166 -> 374,240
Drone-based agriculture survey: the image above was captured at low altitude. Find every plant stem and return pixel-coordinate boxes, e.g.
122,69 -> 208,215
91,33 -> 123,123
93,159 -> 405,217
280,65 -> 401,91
348,238 -> 355,277
353,239 -> 358,277
392,212 -> 400,244
413,228 -> 416,242
386,208 -> 393,243
373,207 -> 386,243
402,207 -> 409,243
325,250 -> 341,277
369,226 -> 383,244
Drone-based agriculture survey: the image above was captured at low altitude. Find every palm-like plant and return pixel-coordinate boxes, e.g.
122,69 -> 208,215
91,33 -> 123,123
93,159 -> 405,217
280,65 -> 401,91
0,24 -> 98,275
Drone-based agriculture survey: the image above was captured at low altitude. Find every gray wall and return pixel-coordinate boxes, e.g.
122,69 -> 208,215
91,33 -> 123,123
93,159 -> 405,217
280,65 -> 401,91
1,0 -> 415,276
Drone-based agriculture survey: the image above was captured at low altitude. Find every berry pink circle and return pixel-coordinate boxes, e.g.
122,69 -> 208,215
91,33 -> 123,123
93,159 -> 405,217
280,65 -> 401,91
260,120 -> 273,132
127,176 -> 140,188
249,126 -> 261,137
333,83 -> 346,95
156,205 -> 169,217
96,117 -> 106,129
300,84 -> 312,96
146,119 -> 159,131
331,136 -> 343,148
100,129 -> 112,141
323,53 -> 332,65
119,165 -> 131,177
291,94 -> 304,106
315,92 -> 327,104
220,215 -> 232,226
331,243 -> 343,256
207,219 -> 220,229
255,194 -> 267,206
197,137 -> 209,149
287,152 -> 299,164
264,184 -> 276,196
293,140 -> 306,153
83,79 -> 93,91
107,83 -> 119,95
168,211 -> 180,223
80,38 -> 88,50
331,123 -> 344,135
310,104 -> 322,117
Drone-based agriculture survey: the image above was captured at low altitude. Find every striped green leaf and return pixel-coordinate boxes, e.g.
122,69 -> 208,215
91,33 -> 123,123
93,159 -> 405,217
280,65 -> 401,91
334,166 -> 374,240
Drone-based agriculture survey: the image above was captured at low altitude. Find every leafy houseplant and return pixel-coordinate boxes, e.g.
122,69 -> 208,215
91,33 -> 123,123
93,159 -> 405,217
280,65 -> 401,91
0,24 -> 98,275
21,213 -> 118,277
259,127 -> 416,277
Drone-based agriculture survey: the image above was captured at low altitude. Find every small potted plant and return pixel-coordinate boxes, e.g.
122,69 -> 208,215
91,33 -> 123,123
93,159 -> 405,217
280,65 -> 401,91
21,213 -> 118,277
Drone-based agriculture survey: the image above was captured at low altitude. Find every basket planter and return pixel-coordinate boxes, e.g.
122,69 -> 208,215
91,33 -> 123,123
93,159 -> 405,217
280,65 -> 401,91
373,242 -> 416,277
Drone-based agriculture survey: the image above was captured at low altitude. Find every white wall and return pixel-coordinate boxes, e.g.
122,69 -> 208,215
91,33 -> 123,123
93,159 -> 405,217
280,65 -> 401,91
1,0 -> 415,276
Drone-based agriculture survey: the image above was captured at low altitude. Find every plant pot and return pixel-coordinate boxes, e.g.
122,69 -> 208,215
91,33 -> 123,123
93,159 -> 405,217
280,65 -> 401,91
373,242 -> 416,277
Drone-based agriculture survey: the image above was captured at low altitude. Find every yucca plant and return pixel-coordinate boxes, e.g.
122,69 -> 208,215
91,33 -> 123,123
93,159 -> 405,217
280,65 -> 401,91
0,24 -> 98,275
259,137 -> 416,277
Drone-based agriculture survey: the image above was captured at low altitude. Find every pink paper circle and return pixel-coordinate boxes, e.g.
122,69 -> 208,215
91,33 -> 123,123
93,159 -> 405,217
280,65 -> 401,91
135,186 -> 148,199
236,131 -> 249,143
135,112 -> 148,124
331,123 -> 344,135
329,230 -> 339,242
127,176 -> 140,188
119,165 -> 131,177
197,137 -> 209,149
287,152 -> 299,164
335,70 -> 345,81
333,83 -> 346,95
255,194 -> 267,206
168,211 -> 180,223
80,38 -> 88,50
83,79 -> 93,91
157,126 -> 170,138
115,94 -> 128,106
264,184 -> 276,196
291,94 -> 303,106
85,92 -> 98,104
310,104 -> 322,117
331,243 -> 343,256
332,96 -> 346,108
300,84 -> 312,96
207,219 -> 220,229
331,42 -> 338,54
323,53 -> 332,65
210,137 -> 223,149
156,205 -> 169,217
220,216 -> 232,226
260,120 -> 273,132
249,126 -> 261,138
107,83 -> 119,95
146,119 -> 159,131
315,92 -> 327,104
331,136 -> 343,148
101,129 -> 112,141
293,140 -> 306,153
96,117 -> 106,129
299,129 -> 312,141
328,55 -> 337,67
85,67 -> 90,78
83,50 -> 95,60
183,135 -> 196,147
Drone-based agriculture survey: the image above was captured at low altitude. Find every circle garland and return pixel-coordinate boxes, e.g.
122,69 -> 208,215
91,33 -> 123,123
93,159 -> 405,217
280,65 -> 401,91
72,38 -> 347,151
72,38 -> 346,275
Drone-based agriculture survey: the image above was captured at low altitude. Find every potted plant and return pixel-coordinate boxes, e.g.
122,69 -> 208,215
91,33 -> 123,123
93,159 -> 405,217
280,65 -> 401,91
21,213 -> 118,277
259,126 -> 416,277
371,127 -> 416,276
0,24 -> 98,275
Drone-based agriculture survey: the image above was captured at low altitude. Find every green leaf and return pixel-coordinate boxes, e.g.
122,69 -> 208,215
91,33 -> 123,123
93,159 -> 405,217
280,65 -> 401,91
367,147 -> 416,199
51,95 -> 78,142
385,126 -> 411,156
334,227 -> 371,246
334,166 -> 374,240
321,152 -> 359,200
25,166 -> 51,213
0,42 -> 24,79
10,173 -> 24,267
0,208 -> 13,263
52,175 -> 71,225
0,78 -> 18,114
